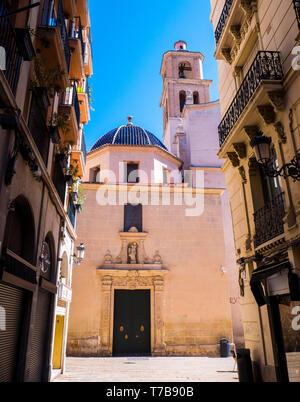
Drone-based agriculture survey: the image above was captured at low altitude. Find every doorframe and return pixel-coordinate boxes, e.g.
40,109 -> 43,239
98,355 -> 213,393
99,271 -> 167,356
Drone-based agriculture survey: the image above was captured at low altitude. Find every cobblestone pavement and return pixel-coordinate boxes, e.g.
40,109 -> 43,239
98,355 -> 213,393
53,356 -> 239,382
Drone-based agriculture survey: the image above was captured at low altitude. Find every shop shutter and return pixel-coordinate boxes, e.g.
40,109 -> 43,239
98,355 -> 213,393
0,282 -> 26,382
27,289 -> 51,382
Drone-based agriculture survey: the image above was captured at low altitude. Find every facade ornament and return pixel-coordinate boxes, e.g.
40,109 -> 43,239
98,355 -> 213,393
274,121 -> 287,144
240,0 -> 257,17
245,234 -> 252,251
267,90 -> 285,110
238,166 -> 247,183
248,157 -> 259,176
229,25 -> 242,43
104,250 -> 113,265
243,125 -> 259,141
128,242 -> 138,264
221,48 -> 233,64
233,142 -> 247,159
227,152 -> 240,167
256,104 -> 276,125
153,251 -> 162,265
128,226 -> 139,233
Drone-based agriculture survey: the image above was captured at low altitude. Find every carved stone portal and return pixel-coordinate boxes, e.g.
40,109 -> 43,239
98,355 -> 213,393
97,232 -> 168,356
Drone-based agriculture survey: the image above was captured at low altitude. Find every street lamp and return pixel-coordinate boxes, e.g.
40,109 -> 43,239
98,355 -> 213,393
250,133 -> 300,181
72,243 -> 86,266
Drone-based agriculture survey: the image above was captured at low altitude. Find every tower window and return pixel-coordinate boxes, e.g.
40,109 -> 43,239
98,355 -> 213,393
193,92 -> 199,104
90,166 -> 100,183
125,162 -> 139,183
178,62 -> 192,79
179,91 -> 186,113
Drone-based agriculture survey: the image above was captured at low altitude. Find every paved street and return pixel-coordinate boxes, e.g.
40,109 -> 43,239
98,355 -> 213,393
53,356 -> 239,382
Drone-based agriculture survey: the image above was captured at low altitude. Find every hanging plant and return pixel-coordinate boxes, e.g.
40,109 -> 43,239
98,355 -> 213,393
31,56 -> 67,94
75,183 -> 86,212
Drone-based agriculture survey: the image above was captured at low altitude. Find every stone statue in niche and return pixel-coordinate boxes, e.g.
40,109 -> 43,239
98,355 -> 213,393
128,242 -> 138,264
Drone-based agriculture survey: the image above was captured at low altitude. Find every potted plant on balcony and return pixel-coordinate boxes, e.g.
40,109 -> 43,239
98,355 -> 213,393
75,184 -> 86,213
15,27 -> 36,61
31,57 -> 67,109
55,144 -> 69,169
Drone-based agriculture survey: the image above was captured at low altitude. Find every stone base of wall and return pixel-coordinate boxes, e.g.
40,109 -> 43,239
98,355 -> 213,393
165,344 -> 220,357
67,339 -> 221,358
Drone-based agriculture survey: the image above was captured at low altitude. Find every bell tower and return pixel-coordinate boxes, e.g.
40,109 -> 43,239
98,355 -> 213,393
160,41 -> 214,168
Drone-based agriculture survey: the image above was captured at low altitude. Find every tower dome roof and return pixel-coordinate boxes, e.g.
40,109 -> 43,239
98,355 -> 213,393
90,117 -> 168,152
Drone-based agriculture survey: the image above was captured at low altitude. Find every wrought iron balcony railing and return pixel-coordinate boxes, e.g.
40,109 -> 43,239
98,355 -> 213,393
215,0 -> 234,45
69,16 -> 85,64
0,3 -> 22,95
254,192 -> 285,248
61,85 -> 81,128
28,93 -> 50,165
67,196 -> 76,228
40,0 -> 71,72
218,51 -> 284,147
293,0 -> 300,29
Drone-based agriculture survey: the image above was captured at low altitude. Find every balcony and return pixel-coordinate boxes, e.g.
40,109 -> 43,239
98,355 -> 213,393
28,93 -> 50,165
0,3 -> 22,95
63,0 -> 77,19
76,0 -> 90,27
53,154 -> 67,206
77,79 -> 90,124
58,85 -> 81,143
37,0 -> 71,90
70,131 -> 87,177
214,0 -> 259,67
82,30 -> 93,77
68,16 -> 85,80
254,192 -> 286,248
214,0 -> 234,45
293,0 -> 300,29
67,196 -> 76,228
218,51 -> 284,147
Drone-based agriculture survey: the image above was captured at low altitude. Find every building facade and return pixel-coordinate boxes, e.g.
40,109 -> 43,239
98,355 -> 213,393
0,0 -> 92,382
210,0 -> 300,382
66,43 -> 244,357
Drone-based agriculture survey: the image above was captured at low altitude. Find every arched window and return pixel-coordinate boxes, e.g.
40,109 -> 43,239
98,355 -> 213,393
4,195 -> 35,264
193,91 -> 199,104
179,91 -> 186,113
178,62 -> 192,79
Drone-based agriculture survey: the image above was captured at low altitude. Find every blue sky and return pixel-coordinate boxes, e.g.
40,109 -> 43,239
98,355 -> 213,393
85,0 -> 218,150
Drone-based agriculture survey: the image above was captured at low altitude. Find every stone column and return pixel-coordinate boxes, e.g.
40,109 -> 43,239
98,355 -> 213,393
153,276 -> 166,355
101,276 -> 113,356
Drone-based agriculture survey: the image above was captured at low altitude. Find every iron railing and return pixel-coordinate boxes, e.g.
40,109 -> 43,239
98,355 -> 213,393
0,2 -> 22,95
61,84 -> 81,127
40,0 -> 71,72
218,51 -> 284,147
254,192 -> 285,248
215,0 -> 234,45
67,196 -> 76,228
69,16 -> 85,63
293,0 -> 300,29
28,94 -> 50,165
81,132 -> 87,164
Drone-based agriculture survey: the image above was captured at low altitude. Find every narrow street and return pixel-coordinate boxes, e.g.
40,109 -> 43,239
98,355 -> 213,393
53,357 -> 238,383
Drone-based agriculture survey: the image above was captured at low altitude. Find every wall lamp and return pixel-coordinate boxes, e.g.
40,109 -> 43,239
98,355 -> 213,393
250,133 -> 300,181
72,243 -> 86,266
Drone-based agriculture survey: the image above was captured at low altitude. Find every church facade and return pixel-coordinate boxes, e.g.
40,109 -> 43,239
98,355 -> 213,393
66,42 -> 244,357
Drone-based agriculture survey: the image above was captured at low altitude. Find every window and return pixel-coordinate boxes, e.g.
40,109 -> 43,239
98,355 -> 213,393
89,166 -> 100,183
179,91 -> 186,113
126,162 -> 139,183
178,62 -> 192,79
193,91 -> 199,104
163,168 -> 169,184
124,204 -> 142,232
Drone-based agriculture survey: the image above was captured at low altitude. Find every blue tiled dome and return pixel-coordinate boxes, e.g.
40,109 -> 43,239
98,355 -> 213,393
90,118 -> 168,152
